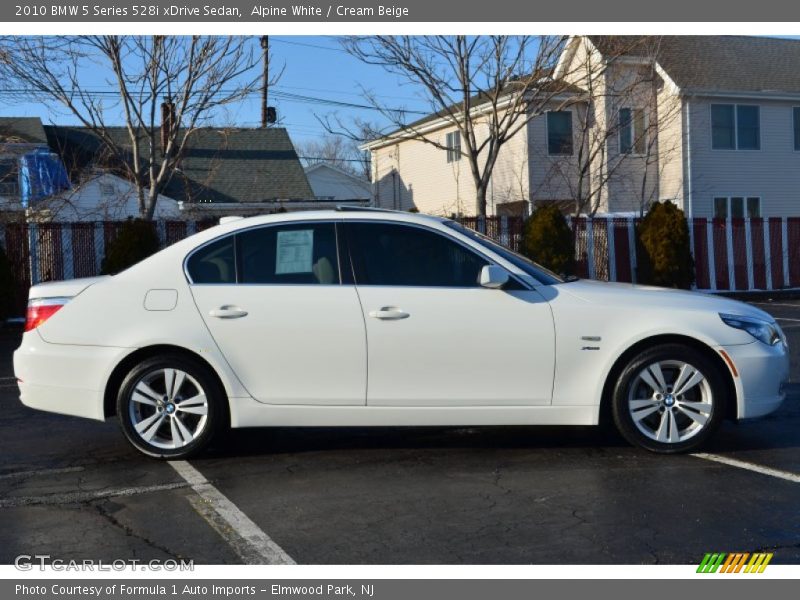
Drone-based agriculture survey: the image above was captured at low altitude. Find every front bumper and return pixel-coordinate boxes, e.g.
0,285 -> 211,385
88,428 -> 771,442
13,330 -> 130,421
722,340 -> 790,419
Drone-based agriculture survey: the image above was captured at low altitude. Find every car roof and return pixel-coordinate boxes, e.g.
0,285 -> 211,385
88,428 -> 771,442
210,208 -> 450,231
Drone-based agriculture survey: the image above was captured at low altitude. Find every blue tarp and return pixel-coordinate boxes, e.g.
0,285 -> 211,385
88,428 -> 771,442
18,148 -> 71,208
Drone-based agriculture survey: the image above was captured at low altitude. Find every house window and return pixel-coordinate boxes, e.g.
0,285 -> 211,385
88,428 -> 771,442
547,111 -> 573,155
619,108 -> 646,154
445,131 -> 461,163
711,104 -> 760,150
794,107 -> 800,151
100,183 -> 115,197
713,196 -> 761,218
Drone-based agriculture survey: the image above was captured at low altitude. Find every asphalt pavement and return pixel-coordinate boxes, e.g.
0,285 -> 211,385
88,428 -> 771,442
1,299 -> 799,565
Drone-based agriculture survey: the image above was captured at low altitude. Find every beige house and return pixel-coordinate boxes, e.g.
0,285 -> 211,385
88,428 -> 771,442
365,35 -> 800,219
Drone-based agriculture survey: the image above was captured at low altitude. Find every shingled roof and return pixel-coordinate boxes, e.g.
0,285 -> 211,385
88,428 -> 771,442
43,124 -> 313,203
0,117 -> 313,203
588,35 -> 800,95
0,117 -> 49,145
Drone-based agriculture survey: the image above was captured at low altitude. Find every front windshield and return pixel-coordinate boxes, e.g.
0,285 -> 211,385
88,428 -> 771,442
444,220 -> 566,285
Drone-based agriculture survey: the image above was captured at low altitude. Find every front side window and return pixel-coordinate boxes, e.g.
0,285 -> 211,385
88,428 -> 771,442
547,111 -> 573,155
237,222 -> 339,284
711,104 -> 760,150
445,131 -> 461,163
619,108 -> 646,154
347,222 -> 488,287
445,220 -> 565,285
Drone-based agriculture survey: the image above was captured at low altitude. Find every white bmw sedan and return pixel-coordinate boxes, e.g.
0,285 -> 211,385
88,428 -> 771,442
14,208 -> 790,458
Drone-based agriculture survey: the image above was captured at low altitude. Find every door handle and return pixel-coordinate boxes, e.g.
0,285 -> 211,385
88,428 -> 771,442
368,306 -> 410,320
209,305 -> 248,319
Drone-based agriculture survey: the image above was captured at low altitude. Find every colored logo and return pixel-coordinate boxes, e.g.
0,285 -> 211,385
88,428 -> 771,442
697,552 -> 773,573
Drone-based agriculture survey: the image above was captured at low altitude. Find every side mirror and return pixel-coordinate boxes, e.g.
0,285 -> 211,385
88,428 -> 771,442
479,265 -> 509,289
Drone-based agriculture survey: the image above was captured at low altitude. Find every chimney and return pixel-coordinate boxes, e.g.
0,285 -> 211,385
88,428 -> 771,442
161,98 -> 176,152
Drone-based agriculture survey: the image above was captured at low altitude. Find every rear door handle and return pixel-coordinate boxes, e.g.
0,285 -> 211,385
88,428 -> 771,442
209,305 -> 248,319
368,306 -> 410,320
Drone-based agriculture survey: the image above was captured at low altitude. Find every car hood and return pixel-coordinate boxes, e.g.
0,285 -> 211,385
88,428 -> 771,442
556,279 -> 775,322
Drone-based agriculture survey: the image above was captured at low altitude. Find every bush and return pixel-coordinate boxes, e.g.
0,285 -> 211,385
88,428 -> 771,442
636,200 -> 695,289
101,219 -> 160,275
0,244 -> 14,321
520,203 -> 575,276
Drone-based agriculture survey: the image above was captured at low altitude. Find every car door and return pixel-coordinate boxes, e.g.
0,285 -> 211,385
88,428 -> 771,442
344,220 -> 555,407
187,220 -> 367,405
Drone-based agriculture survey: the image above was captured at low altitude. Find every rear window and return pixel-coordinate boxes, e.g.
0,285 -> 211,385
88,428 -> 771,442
186,236 -> 236,284
186,222 -> 340,285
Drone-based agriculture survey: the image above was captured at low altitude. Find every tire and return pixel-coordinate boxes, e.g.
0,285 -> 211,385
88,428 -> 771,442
611,344 -> 727,454
117,354 -> 226,459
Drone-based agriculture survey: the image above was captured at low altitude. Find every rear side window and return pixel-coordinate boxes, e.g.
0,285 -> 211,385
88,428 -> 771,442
186,236 -> 236,284
347,222 -> 488,287
237,222 -> 339,285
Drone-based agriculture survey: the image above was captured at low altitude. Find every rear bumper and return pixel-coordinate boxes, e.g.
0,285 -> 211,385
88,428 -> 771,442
13,330 -> 129,421
722,340 -> 790,419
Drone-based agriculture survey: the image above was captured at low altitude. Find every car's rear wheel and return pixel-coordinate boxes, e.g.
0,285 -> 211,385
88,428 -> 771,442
611,344 -> 727,453
117,354 -> 225,459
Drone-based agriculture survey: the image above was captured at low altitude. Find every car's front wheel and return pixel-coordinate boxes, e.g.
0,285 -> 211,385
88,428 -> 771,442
611,344 -> 727,453
117,354 -> 226,459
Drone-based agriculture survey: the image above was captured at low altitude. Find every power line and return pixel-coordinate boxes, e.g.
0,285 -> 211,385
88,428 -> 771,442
276,84 -> 423,103
0,88 -> 428,115
270,38 -> 349,53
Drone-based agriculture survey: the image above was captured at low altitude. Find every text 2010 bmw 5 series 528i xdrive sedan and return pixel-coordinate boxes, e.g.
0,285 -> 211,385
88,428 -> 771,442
14,208 -> 790,458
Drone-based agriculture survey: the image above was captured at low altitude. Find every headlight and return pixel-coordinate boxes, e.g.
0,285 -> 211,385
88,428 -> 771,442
719,313 -> 785,346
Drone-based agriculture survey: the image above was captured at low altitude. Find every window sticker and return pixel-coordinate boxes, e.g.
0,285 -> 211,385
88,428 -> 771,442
275,229 -> 314,274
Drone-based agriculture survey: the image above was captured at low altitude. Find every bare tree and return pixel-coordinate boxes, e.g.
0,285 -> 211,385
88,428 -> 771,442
342,36 -> 572,216
0,36 -> 266,218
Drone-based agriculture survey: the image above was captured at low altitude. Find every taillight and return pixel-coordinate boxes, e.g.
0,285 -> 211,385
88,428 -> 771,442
24,298 -> 70,332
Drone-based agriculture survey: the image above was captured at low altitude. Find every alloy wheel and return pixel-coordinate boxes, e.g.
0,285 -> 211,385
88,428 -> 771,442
128,368 -> 209,450
626,359 -> 714,444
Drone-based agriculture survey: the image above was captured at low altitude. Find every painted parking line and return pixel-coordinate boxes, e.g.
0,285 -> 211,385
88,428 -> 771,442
0,481 -> 190,508
169,460 -> 295,565
692,453 -> 800,484
775,317 -> 800,322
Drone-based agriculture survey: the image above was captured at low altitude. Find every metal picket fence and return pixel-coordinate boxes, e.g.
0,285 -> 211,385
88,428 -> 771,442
2,215 -> 799,318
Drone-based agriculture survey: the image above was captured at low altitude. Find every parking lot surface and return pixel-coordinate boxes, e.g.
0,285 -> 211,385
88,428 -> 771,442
1,299 -> 799,565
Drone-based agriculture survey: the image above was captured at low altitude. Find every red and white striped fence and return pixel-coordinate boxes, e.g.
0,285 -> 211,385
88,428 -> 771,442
568,216 -> 800,292
462,215 -> 800,292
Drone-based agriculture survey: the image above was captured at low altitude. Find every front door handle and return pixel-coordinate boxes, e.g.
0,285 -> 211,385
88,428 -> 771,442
209,305 -> 248,319
368,306 -> 410,320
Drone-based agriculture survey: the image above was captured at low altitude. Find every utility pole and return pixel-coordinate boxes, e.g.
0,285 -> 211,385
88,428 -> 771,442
260,35 -> 269,128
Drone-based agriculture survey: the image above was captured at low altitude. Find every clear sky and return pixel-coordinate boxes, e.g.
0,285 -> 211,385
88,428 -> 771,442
0,36 -> 432,148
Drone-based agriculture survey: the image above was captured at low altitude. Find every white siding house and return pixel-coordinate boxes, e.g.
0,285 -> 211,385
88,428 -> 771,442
29,171 -> 181,222
366,35 -> 800,219
304,163 -> 371,203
